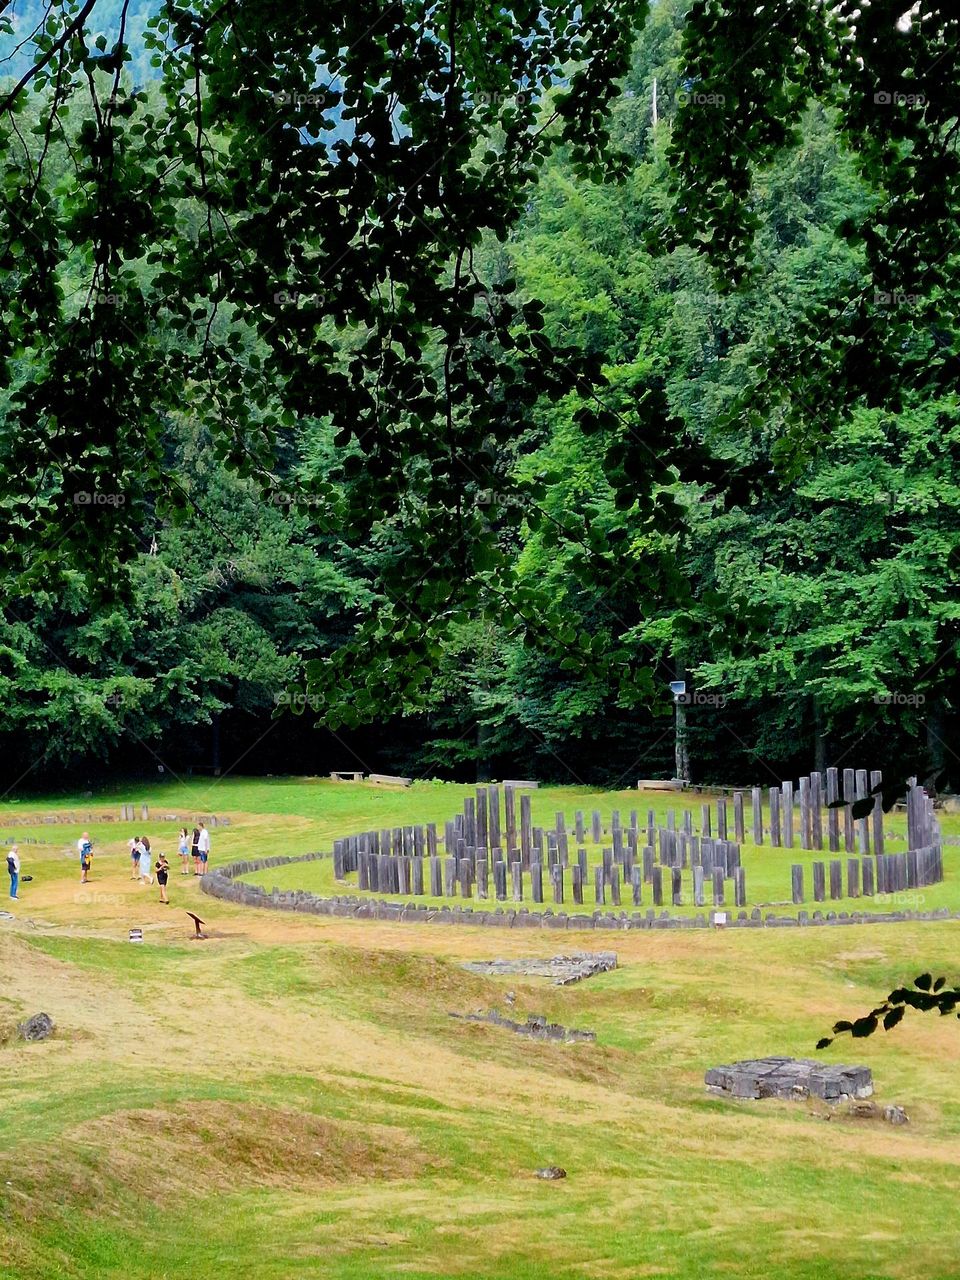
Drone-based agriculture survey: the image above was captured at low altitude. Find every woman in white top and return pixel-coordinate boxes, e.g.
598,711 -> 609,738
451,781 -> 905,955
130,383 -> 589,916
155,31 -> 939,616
139,838 -> 153,886
7,845 -> 20,899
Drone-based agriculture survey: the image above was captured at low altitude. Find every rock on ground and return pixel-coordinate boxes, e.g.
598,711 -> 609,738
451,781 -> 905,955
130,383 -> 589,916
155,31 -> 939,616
17,1012 -> 54,1042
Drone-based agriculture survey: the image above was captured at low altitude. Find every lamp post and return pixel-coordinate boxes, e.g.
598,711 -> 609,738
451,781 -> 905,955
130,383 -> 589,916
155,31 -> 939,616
669,680 -> 690,785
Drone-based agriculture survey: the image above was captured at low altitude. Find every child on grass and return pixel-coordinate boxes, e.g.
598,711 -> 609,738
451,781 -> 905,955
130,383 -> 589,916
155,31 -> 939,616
156,852 -> 170,904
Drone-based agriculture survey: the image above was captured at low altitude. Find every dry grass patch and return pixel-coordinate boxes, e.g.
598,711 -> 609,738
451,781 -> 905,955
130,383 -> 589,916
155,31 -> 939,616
2,1102 -> 430,1226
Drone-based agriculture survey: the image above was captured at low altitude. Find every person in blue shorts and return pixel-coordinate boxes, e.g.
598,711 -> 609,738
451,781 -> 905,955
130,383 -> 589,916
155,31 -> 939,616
177,827 -> 190,875
197,822 -> 210,874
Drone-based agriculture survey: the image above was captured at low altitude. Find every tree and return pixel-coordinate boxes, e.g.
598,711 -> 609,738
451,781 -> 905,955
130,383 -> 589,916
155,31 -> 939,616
0,0 -> 660,730
667,1 -> 960,460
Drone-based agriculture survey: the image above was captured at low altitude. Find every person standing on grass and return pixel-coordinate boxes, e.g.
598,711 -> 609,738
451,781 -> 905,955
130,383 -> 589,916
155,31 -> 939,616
78,831 -> 93,883
129,836 -> 141,880
139,838 -> 154,886
197,822 -> 210,875
177,827 -> 190,875
7,845 -> 19,900
156,852 -> 170,904
191,826 -> 201,875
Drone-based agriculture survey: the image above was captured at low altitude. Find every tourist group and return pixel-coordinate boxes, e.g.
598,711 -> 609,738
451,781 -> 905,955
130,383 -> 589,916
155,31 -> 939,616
7,823 -> 212,905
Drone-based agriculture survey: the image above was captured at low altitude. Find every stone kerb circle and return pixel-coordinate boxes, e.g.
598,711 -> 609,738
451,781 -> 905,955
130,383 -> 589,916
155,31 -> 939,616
201,850 -> 954,931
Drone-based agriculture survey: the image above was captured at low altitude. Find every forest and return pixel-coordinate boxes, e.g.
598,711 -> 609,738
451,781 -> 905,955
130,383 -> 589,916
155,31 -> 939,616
0,0 -> 957,789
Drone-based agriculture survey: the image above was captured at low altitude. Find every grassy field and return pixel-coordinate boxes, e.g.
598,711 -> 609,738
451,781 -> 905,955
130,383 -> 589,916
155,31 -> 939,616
2,777 -> 960,1279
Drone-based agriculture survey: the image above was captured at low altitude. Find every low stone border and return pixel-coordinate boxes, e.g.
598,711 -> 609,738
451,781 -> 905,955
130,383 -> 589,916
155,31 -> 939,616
202,853 -> 958,930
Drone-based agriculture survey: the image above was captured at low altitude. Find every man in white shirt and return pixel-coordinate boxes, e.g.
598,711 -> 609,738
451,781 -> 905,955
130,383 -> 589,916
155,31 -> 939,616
197,823 -> 211,874
7,846 -> 20,900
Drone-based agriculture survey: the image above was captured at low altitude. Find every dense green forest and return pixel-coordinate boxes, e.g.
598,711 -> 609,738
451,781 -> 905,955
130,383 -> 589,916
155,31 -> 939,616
0,0 -> 957,789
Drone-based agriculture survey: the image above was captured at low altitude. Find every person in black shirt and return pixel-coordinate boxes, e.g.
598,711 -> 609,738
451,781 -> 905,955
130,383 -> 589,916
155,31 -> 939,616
156,852 -> 170,903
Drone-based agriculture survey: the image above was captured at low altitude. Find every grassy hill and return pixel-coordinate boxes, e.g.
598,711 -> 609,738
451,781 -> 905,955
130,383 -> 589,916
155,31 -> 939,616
2,777 -> 960,1278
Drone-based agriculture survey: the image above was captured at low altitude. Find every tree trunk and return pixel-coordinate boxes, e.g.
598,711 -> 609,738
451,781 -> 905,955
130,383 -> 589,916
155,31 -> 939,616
813,695 -> 827,773
476,719 -> 492,783
212,711 -> 221,776
925,698 -> 946,784
675,700 -> 690,783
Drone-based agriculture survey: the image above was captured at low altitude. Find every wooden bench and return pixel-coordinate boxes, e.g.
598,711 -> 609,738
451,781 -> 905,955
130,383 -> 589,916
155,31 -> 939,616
329,771 -> 365,782
637,778 -> 687,791
367,773 -> 413,787
501,779 -> 539,790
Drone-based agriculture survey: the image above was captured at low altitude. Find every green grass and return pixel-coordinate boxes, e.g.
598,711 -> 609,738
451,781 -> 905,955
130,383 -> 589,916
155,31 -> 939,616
4,776 -> 960,1278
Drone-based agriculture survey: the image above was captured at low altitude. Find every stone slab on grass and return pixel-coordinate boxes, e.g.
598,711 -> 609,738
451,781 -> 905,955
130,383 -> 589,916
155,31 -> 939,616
461,951 -> 617,985
705,1056 -> 873,1103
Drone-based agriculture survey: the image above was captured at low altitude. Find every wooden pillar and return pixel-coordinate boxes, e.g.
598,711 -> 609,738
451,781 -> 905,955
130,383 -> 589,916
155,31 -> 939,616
549,864 -> 563,904
861,856 -> 874,897
520,794 -> 533,868
781,781 -> 793,848
855,768 -> 870,853
791,864 -> 804,904
530,862 -> 543,903
609,866 -> 621,906
869,769 -> 883,855
826,767 -> 840,852
842,767 -> 855,852
751,787 -> 763,845
799,777 -> 810,850
733,867 -> 746,907
846,857 -> 859,898
693,865 -> 705,907
813,862 -> 825,901
488,788 -> 501,851
511,861 -> 523,902
711,868 -> 724,906
652,866 -> 663,907
769,787 -> 781,846
504,786 -> 517,853
810,772 -> 823,850
594,866 -> 605,905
